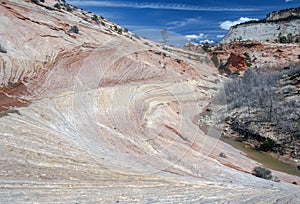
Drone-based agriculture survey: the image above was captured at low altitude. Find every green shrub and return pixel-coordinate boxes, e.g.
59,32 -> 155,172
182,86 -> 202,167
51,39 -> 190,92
279,36 -> 287,43
202,42 -> 211,53
233,70 -> 240,75
243,52 -> 252,67
211,55 -> 219,67
258,138 -> 276,152
91,14 -> 99,23
287,33 -> 293,43
54,3 -> 61,9
253,166 -> 272,180
66,5 -> 72,12
69,25 -> 79,34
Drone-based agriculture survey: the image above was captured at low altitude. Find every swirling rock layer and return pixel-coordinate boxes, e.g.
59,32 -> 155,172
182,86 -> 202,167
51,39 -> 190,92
0,0 -> 299,203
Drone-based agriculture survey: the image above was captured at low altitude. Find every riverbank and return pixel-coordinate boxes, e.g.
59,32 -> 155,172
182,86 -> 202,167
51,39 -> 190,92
197,106 -> 300,185
221,135 -> 300,177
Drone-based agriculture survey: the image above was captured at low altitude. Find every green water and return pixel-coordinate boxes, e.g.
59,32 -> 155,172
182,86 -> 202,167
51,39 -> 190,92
221,136 -> 300,177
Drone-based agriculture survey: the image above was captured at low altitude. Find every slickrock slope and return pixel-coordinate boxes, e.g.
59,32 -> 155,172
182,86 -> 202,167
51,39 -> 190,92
0,0 -> 300,203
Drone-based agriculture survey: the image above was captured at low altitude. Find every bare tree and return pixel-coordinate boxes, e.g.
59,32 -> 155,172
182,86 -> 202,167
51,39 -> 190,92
161,29 -> 169,45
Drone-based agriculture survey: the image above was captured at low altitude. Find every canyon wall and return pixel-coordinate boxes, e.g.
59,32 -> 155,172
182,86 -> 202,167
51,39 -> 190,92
221,19 -> 300,43
222,7 -> 300,43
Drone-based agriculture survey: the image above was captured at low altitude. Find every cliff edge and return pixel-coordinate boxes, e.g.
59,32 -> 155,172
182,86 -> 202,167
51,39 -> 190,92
221,7 -> 300,43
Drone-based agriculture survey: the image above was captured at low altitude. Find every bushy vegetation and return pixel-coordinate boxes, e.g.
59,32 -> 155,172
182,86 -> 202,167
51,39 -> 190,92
211,55 -> 219,67
279,36 -> 287,43
243,52 -> 252,67
91,14 -> 99,23
69,25 -> 79,34
202,42 -> 211,53
54,3 -> 61,9
277,33 -> 299,43
113,25 -> 123,34
65,4 -> 72,12
223,66 -> 300,154
53,0 -> 73,11
258,138 -> 277,152
253,166 -> 273,180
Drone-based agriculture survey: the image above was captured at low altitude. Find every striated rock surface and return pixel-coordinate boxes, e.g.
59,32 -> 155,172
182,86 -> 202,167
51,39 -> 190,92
0,0 -> 300,203
222,19 -> 300,43
221,7 -> 300,43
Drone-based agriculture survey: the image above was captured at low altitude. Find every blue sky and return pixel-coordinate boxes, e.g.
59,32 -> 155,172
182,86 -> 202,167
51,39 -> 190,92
68,0 -> 300,46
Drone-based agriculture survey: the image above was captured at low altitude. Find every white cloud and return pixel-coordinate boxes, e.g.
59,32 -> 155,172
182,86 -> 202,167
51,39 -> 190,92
184,33 -> 213,44
68,1 -> 259,11
285,0 -> 293,2
199,39 -> 214,44
216,34 -> 225,38
219,17 -> 258,30
185,33 -> 207,40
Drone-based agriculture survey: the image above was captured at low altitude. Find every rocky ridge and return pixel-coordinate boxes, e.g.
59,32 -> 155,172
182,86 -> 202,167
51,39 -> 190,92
267,7 -> 300,21
221,7 -> 300,43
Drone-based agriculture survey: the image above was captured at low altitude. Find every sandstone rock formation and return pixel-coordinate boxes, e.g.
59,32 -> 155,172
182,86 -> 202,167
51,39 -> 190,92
267,7 -> 300,21
223,52 -> 247,74
214,41 -> 300,74
184,40 -> 300,75
0,0 -> 300,203
221,7 -> 300,43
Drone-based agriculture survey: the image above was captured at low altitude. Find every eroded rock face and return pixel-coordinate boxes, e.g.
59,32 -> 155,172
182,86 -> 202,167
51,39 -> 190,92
221,19 -> 300,43
0,0 -> 300,203
208,41 -> 300,74
224,52 -> 247,74
221,7 -> 300,44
